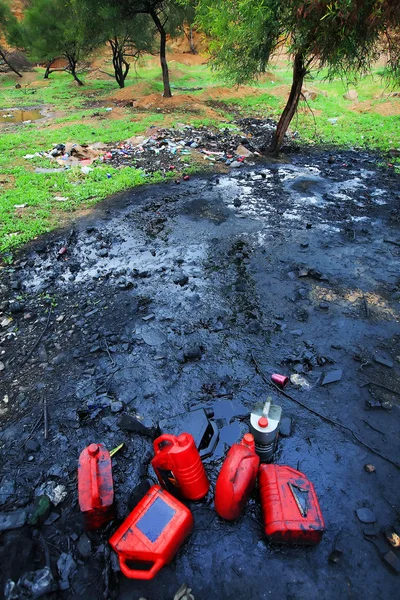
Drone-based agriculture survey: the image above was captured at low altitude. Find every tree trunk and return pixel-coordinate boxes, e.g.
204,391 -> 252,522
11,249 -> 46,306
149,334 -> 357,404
44,59 -> 53,79
188,27 -> 196,54
66,53 -> 83,86
109,39 -> 130,89
0,46 -> 22,77
269,52 -> 307,155
150,9 -> 172,98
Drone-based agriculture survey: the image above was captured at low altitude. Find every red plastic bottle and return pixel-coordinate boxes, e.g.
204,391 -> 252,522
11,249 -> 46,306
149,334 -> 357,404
214,433 -> 260,520
259,464 -> 325,545
78,443 -> 115,530
151,433 -> 209,500
109,485 -> 193,580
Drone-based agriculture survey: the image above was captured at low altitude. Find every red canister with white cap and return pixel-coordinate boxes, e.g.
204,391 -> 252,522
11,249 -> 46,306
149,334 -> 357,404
249,399 -> 282,462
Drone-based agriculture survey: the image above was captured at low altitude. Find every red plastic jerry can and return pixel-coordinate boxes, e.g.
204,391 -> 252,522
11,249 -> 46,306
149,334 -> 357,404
78,443 -> 115,530
109,485 -> 193,580
214,433 -> 260,520
151,433 -> 209,501
259,464 -> 325,545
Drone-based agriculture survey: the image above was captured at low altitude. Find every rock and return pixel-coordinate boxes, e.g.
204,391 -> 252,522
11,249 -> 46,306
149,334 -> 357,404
142,314 -> 155,322
374,354 -> 393,368
57,552 -> 77,590
246,320 -> 261,334
118,413 -> 157,438
364,464 -> 376,473
128,480 -> 152,512
27,495 -> 52,526
110,401 -> 123,413
328,549 -> 343,564
98,249 -> 108,257
302,88 -> 318,101
0,509 -> 27,532
328,155 -> 335,164
319,302 -> 329,310
141,328 -> 167,346
183,346 -> 202,361
383,551 -> 400,574
279,417 -> 292,437
77,533 -> 92,558
233,198 -> 242,207
290,329 -> 303,337
321,369 -> 343,385
52,353 -> 67,366
173,272 -> 189,286
230,161 -> 243,168
5,567 -> 56,600
9,301 -> 24,314
343,89 -> 358,101
235,144 -> 253,157
356,507 -> 376,523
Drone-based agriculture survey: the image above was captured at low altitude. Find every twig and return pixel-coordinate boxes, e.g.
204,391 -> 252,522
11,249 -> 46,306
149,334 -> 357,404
43,396 -> 48,440
20,306 -> 52,366
250,352 -> 400,470
383,238 -> 400,247
362,419 -> 386,436
103,338 -> 115,367
360,380 -> 400,396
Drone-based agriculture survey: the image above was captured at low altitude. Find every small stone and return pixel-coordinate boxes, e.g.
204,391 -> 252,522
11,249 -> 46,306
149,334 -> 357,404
173,272 -> 189,286
110,401 -> 123,413
319,302 -> 329,310
142,314 -> 155,322
374,354 -> 393,368
298,268 -> 309,278
57,552 -> 77,591
183,346 -> 202,361
328,155 -> 335,164
12,567 -> 57,598
321,369 -> 343,385
247,320 -> 261,334
0,509 -> 27,532
77,533 -> 92,558
328,549 -> 342,564
300,243 -> 309,248
230,161 -> 243,168
290,329 -> 303,337
363,525 -> 379,537
25,439 -> 40,452
233,198 -> 242,207
52,353 -> 66,365
98,249 -> 108,257
9,301 -> 24,314
356,507 -> 376,524
0,361 -> 5,371
118,414 -> 157,438
364,464 -> 376,473
279,417 -> 292,437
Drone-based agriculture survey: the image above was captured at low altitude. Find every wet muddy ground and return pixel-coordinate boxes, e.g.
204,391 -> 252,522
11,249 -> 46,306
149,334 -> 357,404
0,148 -> 399,599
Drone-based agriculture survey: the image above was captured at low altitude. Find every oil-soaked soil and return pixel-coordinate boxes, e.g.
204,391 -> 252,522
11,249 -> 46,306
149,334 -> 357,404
0,148 -> 399,599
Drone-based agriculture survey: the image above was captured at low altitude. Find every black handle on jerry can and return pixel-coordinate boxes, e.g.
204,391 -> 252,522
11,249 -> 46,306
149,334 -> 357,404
153,434 -> 177,453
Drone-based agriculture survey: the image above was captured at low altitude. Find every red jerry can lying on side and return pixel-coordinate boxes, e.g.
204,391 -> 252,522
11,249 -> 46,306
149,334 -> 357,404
151,433 -> 209,501
109,485 -> 193,580
214,433 -> 260,520
259,464 -> 325,545
78,443 -> 115,530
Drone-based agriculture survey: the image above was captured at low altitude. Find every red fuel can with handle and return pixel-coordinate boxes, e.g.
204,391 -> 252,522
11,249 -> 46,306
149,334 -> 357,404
151,433 -> 209,500
259,464 -> 325,545
78,443 -> 115,530
214,433 -> 260,520
109,485 -> 193,580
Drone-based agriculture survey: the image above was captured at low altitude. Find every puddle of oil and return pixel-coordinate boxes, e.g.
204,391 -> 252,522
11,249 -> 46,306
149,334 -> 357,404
0,109 -> 43,123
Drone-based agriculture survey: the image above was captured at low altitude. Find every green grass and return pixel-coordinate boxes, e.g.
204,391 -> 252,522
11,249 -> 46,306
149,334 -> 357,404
0,56 -> 399,257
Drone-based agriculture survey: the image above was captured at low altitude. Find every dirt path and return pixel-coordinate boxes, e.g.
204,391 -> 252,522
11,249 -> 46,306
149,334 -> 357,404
0,148 -> 399,599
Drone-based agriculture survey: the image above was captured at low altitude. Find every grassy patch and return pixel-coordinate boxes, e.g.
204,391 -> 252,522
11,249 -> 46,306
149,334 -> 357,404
0,58 -> 399,256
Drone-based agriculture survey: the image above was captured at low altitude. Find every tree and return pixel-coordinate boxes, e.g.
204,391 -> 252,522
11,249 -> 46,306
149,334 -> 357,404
83,0 -> 155,88
0,0 -> 24,77
196,0 -> 400,154
22,0 -> 102,85
119,0 -> 191,98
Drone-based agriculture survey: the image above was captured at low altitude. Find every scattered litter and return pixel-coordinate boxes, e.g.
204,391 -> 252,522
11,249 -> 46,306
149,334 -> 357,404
78,443 -> 115,530
385,531 -> 400,548
35,481 -> 67,506
271,373 -> 289,388
383,551 -> 400,574
250,399 -> 282,463
173,583 -> 195,600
